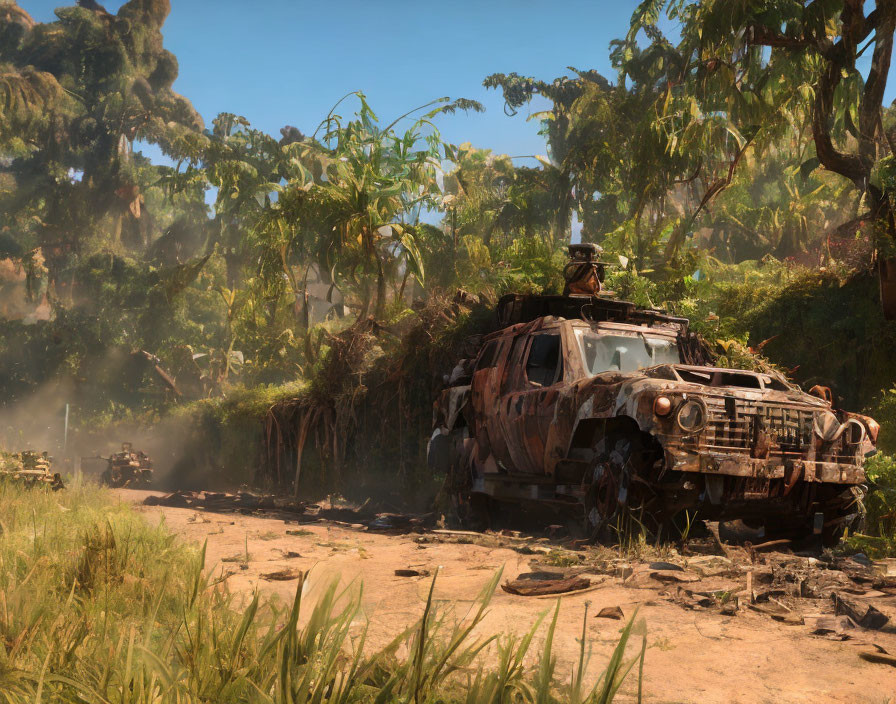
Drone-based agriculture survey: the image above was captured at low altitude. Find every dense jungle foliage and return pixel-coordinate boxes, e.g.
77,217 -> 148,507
2,0 -> 896,535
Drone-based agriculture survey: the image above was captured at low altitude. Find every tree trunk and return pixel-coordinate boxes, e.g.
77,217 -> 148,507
356,277 -> 371,323
374,255 -> 387,318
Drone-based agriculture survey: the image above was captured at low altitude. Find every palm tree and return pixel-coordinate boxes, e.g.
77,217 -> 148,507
272,92 -> 482,319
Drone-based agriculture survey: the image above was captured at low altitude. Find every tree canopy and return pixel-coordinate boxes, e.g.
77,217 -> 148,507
1,0 -> 895,417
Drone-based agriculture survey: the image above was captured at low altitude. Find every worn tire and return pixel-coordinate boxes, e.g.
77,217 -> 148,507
584,434 -> 642,543
433,427 -> 488,529
819,485 -> 865,547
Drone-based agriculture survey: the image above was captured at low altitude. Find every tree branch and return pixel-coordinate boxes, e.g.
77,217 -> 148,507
859,2 -> 896,167
813,54 -> 868,186
663,137 -> 753,260
746,25 -> 812,50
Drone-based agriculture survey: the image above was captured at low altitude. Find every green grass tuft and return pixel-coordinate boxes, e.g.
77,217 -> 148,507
0,480 -> 644,702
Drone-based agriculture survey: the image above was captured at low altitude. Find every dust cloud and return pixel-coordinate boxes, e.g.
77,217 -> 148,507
0,380 -> 210,491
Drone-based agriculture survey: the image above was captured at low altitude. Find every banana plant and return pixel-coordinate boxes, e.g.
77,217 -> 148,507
270,92 -> 482,319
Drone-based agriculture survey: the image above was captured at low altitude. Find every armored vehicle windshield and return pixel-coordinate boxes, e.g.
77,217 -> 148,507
574,328 -> 681,375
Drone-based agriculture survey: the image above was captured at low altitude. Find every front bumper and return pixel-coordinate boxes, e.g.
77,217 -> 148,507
666,448 -> 865,485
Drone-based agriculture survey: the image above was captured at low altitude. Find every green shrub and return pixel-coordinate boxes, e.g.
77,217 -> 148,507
841,453 -> 896,558
838,453 -> 896,557
864,453 -> 896,537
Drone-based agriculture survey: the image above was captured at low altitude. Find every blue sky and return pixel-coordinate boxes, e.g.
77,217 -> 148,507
21,0 -> 896,162
22,0 -> 659,161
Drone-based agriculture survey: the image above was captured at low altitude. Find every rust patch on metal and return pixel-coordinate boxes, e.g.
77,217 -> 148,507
430,248 -> 876,540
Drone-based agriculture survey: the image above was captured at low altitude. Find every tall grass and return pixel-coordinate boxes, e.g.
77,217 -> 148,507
0,480 -> 645,703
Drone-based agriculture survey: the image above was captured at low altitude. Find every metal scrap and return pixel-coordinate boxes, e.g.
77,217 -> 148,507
832,593 -> 890,630
144,490 -> 306,514
261,568 -> 301,581
595,605 -> 624,620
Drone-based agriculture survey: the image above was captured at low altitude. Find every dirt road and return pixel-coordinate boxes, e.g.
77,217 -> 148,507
117,489 -> 896,704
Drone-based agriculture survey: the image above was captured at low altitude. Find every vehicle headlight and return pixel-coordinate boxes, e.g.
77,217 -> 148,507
843,419 -> 866,446
676,399 -> 707,433
653,395 -> 673,417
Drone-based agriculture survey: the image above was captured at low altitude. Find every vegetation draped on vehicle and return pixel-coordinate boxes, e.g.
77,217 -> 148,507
430,246 -> 877,544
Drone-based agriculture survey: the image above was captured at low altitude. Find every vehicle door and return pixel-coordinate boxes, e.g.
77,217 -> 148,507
468,336 -> 509,473
498,330 -> 566,475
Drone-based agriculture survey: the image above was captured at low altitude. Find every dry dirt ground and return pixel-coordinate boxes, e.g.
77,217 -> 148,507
115,489 -> 896,704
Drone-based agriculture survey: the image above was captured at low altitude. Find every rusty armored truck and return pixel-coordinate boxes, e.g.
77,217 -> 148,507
100,443 -> 153,488
429,245 -> 878,544
0,451 -> 64,490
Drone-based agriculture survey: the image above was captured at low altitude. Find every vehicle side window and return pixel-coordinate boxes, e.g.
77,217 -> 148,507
525,334 -> 562,387
500,335 -> 529,393
475,340 -> 500,370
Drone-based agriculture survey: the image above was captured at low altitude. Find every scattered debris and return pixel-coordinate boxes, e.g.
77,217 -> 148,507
806,614 -> 856,639
649,569 -> 699,584
832,593 -> 890,630
144,490 -> 306,514
649,561 -> 684,571
502,572 -> 591,597
276,550 -> 302,559
719,603 -> 738,616
595,606 -> 624,620
431,529 -> 486,538
616,564 -> 634,580
139,480 -> 896,651
746,539 -> 793,553
848,553 -> 873,568
748,602 -> 802,625
221,553 -> 248,564
672,587 -> 716,609
367,513 -> 430,531
261,568 -> 301,581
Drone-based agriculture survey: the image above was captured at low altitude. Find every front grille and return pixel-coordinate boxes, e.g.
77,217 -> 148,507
701,396 -> 814,459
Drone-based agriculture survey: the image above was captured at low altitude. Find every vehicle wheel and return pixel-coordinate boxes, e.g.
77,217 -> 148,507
433,427 -> 484,528
584,434 -> 645,543
457,492 -> 492,531
819,485 -> 865,547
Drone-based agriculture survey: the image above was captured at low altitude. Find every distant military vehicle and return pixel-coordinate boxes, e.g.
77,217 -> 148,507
100,443 -> 153,488
0,450 -> 64,490
429,244 -> 877,544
